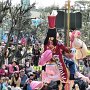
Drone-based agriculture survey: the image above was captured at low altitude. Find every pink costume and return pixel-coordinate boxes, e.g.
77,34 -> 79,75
42,63 -> 61,83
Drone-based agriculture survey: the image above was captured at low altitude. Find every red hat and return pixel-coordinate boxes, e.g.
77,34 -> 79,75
48,15 -> 56,29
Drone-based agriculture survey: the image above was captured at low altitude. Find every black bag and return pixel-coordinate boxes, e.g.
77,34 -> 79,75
73,78 -> 88,90
47,81 -> 59,90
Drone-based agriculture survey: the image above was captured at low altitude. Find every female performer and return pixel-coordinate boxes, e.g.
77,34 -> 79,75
43,15 -> 70,82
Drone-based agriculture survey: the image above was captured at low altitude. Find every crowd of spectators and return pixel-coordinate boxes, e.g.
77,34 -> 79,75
0,34 -> 90,90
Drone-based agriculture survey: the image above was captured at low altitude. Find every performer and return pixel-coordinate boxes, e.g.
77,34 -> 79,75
44,14 -> 71,82
69,30 -> 88,60
39,50 -> 61,89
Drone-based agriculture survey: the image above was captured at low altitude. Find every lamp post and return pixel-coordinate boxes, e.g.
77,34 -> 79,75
67,0 -> 70,47
63,0 -> 70,47
64,1 -> 71,90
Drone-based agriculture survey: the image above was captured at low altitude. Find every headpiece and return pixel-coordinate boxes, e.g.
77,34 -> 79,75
44,10 -> 57,45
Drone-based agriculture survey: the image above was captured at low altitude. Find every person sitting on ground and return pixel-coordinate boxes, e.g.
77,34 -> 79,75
0,65 -> 7,77
25,60 -> 35,77
5,60 -> 19,78
10,71 -> 21,87
1,77 -> 9,90
23,74 -> 33,90
20,70 -> 28,87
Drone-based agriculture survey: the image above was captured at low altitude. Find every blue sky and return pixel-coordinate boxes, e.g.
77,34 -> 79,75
7,0 -> 76,8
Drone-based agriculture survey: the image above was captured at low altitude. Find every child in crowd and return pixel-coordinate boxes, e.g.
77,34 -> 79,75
0,77 -> 9,90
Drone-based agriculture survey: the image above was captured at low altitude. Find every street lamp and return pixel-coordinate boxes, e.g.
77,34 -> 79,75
67,0 -> 70,47
64,0 -> 70,47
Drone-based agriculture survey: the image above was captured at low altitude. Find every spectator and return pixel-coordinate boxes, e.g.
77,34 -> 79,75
32,44 -> 40,66
15,46 -> 22,61
20,70 -> 28,87
25,60 -> 35,77
21,36 -> 27,46
27,37 -> 32,46
10,71 -> 21,87
1,77 -> 8,90
5,60 -> 19,78
83,58 -> 90,76
0,65 -> 6,76
23,76 -> 32,90
0,76 -> 3,90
